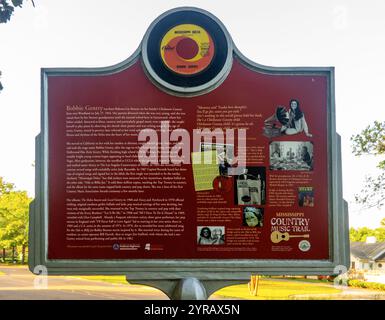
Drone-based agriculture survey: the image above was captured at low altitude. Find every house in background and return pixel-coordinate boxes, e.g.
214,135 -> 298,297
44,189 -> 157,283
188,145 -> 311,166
350,238 -> 385,273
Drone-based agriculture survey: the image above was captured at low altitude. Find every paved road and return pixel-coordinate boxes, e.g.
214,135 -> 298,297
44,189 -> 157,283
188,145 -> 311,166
0,265 -> 170,300
1,265 -> 385,300
0,265 -> 238,300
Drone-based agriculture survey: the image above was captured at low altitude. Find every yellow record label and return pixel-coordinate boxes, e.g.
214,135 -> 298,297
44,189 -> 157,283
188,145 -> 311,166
160,24 -> 215,75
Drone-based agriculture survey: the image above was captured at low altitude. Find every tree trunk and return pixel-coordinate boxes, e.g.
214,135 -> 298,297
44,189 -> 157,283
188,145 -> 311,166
21,245 -> 26,264
12,246 -> 15,263
2,248 -> 5,262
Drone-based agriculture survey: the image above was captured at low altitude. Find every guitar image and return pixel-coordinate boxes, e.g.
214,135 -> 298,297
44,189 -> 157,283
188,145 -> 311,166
270,231 -> 309,243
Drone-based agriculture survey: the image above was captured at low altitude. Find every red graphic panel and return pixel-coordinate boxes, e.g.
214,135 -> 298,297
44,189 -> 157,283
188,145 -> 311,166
47,58 -> 329,260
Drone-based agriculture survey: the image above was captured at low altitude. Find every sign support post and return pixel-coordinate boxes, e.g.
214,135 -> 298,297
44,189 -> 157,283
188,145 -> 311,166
127,278 -> 248,300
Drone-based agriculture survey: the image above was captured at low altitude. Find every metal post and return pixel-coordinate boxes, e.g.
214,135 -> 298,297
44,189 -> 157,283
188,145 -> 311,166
171,277 -> 207,300
127,277 -> 249,300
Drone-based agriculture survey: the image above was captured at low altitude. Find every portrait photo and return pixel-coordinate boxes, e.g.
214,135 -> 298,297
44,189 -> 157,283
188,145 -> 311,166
197,226 -> 225,245
242,207 -> 264,227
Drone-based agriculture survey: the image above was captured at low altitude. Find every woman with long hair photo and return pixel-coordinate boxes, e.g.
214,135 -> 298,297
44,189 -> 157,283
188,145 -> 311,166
281,99 -> 312,137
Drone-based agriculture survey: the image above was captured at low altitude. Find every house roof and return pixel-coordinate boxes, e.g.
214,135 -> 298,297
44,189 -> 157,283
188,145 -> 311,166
350,242 -> 385,261
376,251 -> 385,261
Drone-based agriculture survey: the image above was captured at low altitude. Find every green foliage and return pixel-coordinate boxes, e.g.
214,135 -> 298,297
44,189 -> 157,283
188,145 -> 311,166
354,172 -> 385,209
0,176 -> 14,194
11,0 -> 23,7
349,226 -> 385,242
348,280 -> 385,291
0,0 -> 15,23
351,121 -> 385,157
0,0 -> 34,24
351,121 -> 385,208
0,178 -> 31,249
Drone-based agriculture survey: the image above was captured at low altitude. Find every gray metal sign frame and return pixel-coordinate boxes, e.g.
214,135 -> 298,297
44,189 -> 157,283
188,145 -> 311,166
29,7 -> 350,297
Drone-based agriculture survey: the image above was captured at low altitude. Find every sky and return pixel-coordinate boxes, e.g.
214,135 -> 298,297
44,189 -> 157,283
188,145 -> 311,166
0,0 -> 384,228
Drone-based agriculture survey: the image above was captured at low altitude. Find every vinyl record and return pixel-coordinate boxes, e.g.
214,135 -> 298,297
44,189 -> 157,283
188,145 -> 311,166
160,24 -> 215,76
142,8 -> 233,96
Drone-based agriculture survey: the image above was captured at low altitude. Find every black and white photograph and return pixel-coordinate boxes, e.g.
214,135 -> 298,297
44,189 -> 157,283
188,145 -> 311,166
197,226 -> 225,245
242,207 -> 264,227
269,141 -> 314,171
263,99 -> 313,138
234,167 -> 266,205
200,142 -> 235,176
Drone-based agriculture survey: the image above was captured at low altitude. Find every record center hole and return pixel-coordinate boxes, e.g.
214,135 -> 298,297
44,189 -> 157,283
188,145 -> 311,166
176,37 -> 199,60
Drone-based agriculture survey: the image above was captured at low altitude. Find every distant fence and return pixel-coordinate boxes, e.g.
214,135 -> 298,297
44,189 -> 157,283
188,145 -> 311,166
1,246 -> 28,264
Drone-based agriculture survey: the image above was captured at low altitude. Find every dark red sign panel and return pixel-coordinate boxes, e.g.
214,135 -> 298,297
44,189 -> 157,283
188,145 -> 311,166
47,58 -> 329,260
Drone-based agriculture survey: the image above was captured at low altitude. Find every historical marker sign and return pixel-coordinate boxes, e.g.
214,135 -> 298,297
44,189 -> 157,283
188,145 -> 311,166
29,7 -> 349,283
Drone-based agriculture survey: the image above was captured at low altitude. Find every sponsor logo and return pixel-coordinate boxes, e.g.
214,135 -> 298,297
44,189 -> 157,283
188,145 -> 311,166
299,240 -> 311,252
112,243 -> 140,251
144,243 -> 164,251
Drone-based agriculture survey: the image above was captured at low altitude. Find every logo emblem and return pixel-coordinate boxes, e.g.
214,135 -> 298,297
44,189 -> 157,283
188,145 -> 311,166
299,240 -> 311,252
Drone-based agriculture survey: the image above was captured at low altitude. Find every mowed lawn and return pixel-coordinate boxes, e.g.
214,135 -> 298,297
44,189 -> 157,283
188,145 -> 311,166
78,276 -> 341,299
215,278 -> 341,299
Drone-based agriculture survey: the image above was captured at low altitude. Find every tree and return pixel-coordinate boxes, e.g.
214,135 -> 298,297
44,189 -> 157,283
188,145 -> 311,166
0,177 -> 31,263
0,176 -> 14,194
351,121 -> 385,208
350,226 -> 385,242
0,0 -> 29,23
0,0 -> 35,92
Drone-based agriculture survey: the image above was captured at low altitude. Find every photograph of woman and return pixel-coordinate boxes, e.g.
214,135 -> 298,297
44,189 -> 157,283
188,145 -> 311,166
197,227 -> 213,245
280,99 -> 312,137
197,226 -> 226,245
263,99 -> 312,138
242,207 -> 264,227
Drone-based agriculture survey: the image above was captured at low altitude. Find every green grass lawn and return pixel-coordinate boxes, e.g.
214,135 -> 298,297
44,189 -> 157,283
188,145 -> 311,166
76,275 -> 128,285
76,276 -> 341,299
216,279 -> 341,300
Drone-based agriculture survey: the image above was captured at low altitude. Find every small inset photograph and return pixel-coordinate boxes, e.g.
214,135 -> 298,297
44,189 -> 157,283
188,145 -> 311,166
242,207 -> 264,227
197,226 -> 225,245
298,187 -> 315,207
234,167 -> 266,205
263,99 -> 313,138
269,141 -> 313,171
200,142 -> 234,176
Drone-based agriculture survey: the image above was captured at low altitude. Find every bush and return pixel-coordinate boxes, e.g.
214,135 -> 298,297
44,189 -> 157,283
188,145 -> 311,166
317,275 -> 336,282
348,280 -> 385,291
